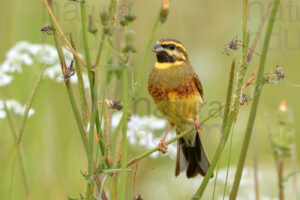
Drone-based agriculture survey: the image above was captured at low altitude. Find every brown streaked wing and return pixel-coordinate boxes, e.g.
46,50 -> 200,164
193,72 -> 204,98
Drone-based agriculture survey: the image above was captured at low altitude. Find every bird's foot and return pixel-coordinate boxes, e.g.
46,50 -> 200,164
194,120 -> 202,133
157,140 -> 168,154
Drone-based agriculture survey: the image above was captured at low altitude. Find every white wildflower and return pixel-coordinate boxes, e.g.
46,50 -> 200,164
0,41 -> 87,88
0,99 -> 35,119
0,71 -> 13,86
111,112 -> 176,159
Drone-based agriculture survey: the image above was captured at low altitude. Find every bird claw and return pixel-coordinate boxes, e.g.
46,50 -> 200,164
194,120 -> 202,133
157,141 -> 167,154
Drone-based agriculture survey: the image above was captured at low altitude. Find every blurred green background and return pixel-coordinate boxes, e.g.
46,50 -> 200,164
0,0 -> 299,199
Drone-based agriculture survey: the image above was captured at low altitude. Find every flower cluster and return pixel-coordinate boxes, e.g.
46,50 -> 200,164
111,112 -> 177,158
0,41 -> 90,119
0,100 -> 35,119
0,41 -> 89,87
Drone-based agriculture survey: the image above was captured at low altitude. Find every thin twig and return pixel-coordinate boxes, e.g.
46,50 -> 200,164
16,68 -> 45,148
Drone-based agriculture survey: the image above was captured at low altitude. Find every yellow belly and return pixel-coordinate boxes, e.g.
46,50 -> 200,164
156,92 -> 203,127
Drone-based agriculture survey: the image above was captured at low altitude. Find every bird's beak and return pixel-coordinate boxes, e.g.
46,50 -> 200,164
151,43 -> 164,52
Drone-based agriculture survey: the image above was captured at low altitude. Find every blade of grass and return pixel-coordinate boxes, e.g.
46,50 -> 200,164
229,0 -> 281,199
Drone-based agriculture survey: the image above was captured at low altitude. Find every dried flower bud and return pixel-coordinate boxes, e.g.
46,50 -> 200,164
124,12 -> 136,22
98,99 -> 123,110
133,194 -> 144,200
159,0 -> 169,23
120,16 -> 129,26
103,26 -> 113,36
100,10 -> 110,26
88,15 -> 98,34
276,65 -> 285,79
122,30 -> 136,53
120,12 -> 136,26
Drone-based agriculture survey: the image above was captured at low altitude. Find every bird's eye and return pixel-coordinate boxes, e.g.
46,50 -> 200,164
169,44 -> 176,50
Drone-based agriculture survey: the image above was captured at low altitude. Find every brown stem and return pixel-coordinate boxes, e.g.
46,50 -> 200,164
278,159 -> 285,200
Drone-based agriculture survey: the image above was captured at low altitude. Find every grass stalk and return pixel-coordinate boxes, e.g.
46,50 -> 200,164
94,33 -> 105,67
86,78 -> 99,199
80,0 -> 94,94
94,0 -> 116,67
70,34 -> 89,128
192,59 -> 236,199
229,0 -> 281,199
42,0 -> 87,67
222,127 -> 234,200
253,128 -> 260,200
3,102 -> 31,200
16,68 -> 45,148
79,0 -> 107,159
119,66 -> 129,200
46,0 -> 88,153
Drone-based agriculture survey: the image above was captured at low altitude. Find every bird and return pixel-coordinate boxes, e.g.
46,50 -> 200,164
148,39 -> 211,178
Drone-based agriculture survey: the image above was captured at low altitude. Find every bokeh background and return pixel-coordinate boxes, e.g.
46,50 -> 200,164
0,0 -> 299,199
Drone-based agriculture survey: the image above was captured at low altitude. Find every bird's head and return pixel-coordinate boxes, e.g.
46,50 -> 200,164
151,39 -> 188,63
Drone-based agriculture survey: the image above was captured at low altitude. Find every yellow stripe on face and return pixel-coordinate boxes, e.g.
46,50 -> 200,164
161,41 -> 186,52
154,61 -> 184,69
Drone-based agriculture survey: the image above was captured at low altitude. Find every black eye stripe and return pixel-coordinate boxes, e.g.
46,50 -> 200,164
162,44 -> 176,50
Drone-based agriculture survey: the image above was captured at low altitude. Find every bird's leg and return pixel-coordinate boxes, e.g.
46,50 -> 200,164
194,116 -> 202,133
158,125 -> 173,154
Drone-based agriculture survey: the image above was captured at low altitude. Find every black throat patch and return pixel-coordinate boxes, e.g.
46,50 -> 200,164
156,51 -> 175,63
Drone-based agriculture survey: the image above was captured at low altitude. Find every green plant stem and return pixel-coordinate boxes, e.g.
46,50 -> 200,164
212,162 -> 221,200
229,0 -> 281,199
3,102 -> 31,200
223,126 -> 234,200
192,59 -> 236,200
80,0 -> 94,95
80,0 -> 107,159
119,66 -> 129,200
86,79 -> 98,199
46,0 -> 88,153
16,68 -> 45,147
95,32 -> 105,67
110,15 -> 161,148
94,0 -> 116,66
70,34 -> 88,128
126,104 -> 224,168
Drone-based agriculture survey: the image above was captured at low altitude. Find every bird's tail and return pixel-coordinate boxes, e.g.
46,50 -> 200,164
175,131 -> 212,178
